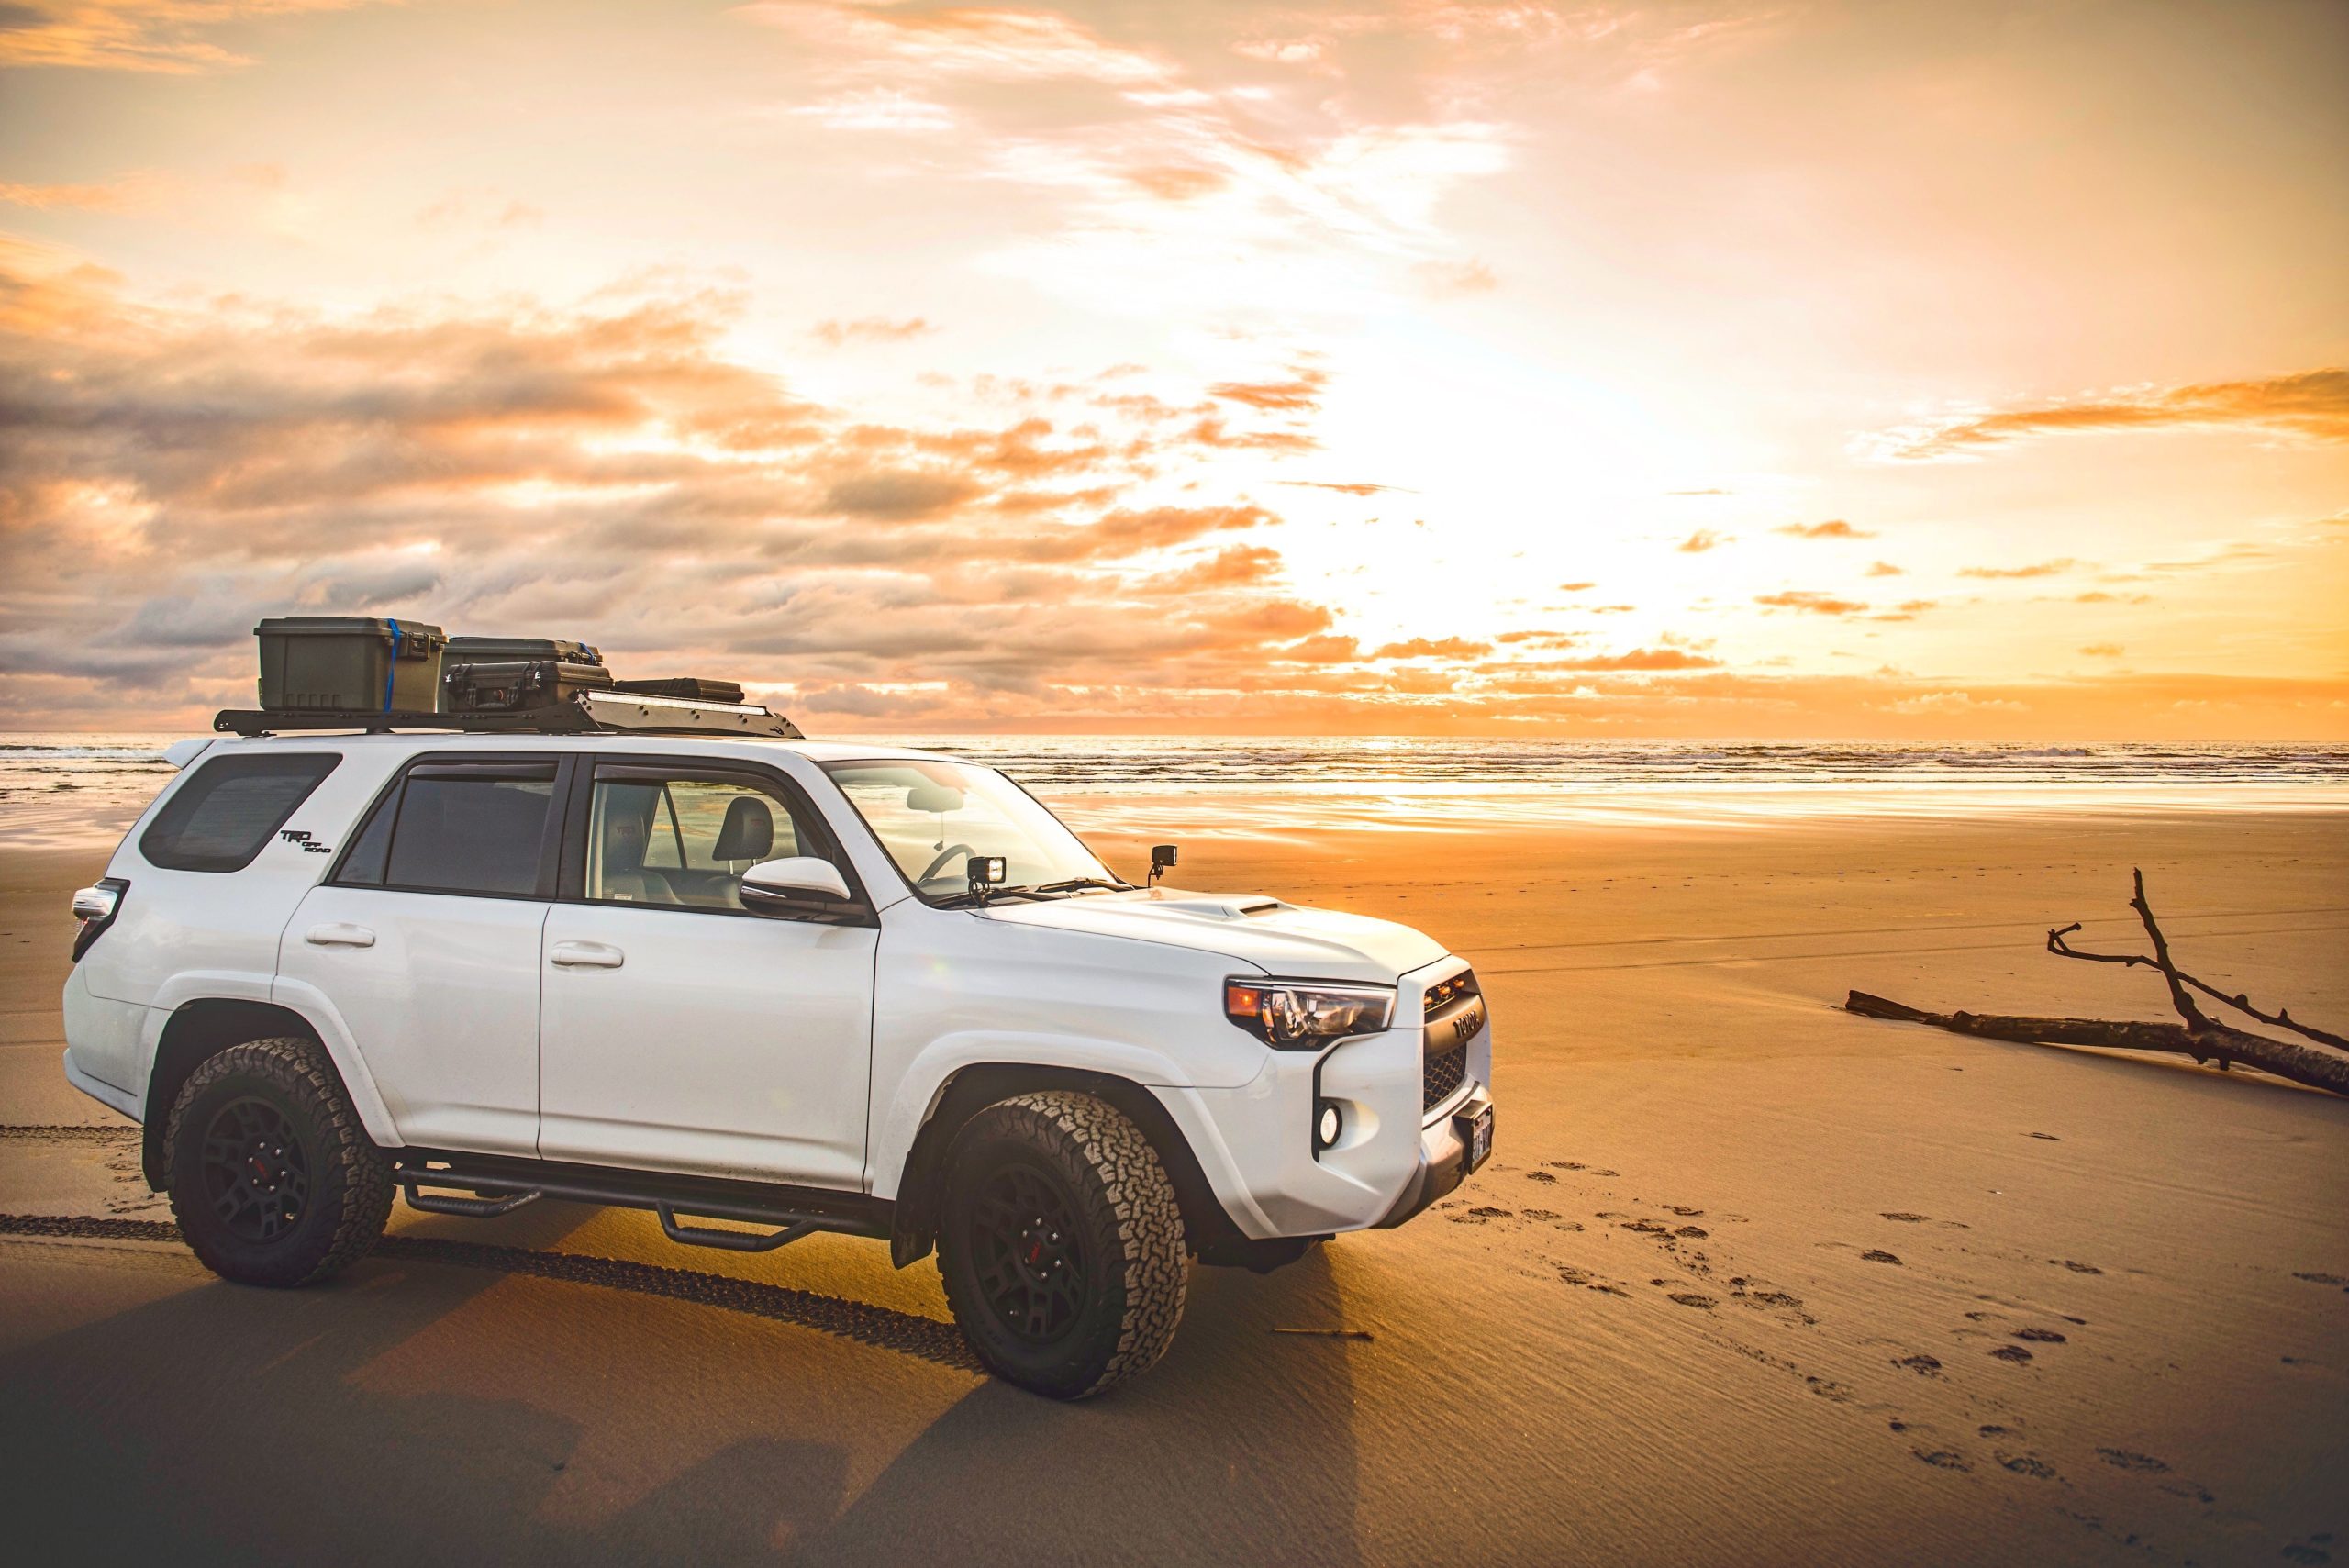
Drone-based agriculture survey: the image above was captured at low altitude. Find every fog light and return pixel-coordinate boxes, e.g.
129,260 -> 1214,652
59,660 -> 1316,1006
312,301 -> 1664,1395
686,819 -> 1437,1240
1315,1101 -> 1342,1151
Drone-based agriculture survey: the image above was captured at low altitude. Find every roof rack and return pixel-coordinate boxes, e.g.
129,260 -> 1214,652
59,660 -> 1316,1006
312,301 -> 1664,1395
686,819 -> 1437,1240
215,689 -> 804,740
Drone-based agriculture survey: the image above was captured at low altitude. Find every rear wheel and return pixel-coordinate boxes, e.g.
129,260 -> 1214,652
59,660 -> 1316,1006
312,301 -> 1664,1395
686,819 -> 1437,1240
165,1037 -> 392,1288
938,1091 -> 1187,1398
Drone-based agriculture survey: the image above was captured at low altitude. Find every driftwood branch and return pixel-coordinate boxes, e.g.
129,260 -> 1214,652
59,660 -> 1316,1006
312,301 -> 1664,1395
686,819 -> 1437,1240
2043,868 -> 2348,1052
1844,992 -> 2349,1097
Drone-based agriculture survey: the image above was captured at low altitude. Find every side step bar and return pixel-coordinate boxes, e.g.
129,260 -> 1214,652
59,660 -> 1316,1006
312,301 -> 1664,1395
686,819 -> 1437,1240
392,1149 -> 892,1256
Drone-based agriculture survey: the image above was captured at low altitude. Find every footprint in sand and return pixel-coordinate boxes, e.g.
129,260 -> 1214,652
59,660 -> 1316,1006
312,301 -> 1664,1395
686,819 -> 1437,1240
1663,1205 -> 1704,1217
1674,1226 -> 1709,1239
2292,1272 -> 2347,1289
1524,1170 -> 1558,1185
2096,1448 -> 2168,1473
2013,1328 -> 2066,1343
2026,1132 -> 2062,1141
1667,1293 -> 1716,1310
1988,1345 -> 2033,1364
1881,1212 -> 1930,1223
1910,1450 -> 1970,1472
1894,1353 -> 1943,1376
2054,1259 -> 2104,1274
1861,1249 -> 1902,1265
2281,1534 -> 2333,1565
1998,1453 -> 2059,1480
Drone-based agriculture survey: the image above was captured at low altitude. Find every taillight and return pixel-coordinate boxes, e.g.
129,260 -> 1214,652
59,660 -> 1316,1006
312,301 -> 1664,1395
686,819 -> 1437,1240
71,877 -> 128,962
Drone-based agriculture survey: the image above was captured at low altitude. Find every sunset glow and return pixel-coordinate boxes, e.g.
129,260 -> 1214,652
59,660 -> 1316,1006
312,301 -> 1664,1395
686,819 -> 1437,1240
1,0 -> 2343,736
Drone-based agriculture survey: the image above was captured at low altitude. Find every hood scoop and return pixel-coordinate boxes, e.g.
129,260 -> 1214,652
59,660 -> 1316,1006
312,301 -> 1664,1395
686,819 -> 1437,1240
1149,894 -> 1286,919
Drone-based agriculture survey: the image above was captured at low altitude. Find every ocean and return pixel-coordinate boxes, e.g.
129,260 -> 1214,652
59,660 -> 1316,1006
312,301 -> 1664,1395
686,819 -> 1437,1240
4,733 -> 2344,851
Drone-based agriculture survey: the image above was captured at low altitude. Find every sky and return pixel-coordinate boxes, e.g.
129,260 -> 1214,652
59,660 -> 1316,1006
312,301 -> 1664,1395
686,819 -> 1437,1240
0,0 -> 2343,738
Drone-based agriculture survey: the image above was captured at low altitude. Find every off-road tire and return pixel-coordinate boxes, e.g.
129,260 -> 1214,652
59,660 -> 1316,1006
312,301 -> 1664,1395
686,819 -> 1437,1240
164,1037 -> 392,1289
938,1091 -> 1187,1398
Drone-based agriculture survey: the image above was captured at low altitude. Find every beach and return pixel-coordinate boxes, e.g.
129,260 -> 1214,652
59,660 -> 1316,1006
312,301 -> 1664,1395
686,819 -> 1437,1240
2,788 -> 2344,1565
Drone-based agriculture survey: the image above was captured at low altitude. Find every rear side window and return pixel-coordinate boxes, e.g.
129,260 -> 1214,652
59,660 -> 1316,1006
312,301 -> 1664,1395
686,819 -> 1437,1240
338,763 -> 557,897
139,753 -> 341,873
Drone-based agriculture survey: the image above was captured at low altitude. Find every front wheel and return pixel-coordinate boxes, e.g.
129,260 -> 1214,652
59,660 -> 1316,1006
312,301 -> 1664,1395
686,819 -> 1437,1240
164,1037 -> 392,1289
937,1091 -> 1188,1398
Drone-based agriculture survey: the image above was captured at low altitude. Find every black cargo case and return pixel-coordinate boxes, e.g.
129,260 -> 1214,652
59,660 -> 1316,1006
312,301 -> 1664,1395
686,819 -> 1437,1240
442,659 -> 614,714
611,677 -> 747,703
445,635 -> 605,667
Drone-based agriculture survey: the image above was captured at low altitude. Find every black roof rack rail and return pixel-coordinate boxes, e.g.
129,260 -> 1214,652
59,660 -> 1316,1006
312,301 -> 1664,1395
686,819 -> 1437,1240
216,690 -> 804,740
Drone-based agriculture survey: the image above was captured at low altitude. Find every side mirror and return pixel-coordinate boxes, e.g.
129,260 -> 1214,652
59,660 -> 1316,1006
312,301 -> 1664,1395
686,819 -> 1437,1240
1148,843 -> 1178,886
740,857 -> 856,917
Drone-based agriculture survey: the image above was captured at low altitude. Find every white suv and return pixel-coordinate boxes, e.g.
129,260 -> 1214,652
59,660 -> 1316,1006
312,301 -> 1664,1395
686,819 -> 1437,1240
62,730 -> 1495,1396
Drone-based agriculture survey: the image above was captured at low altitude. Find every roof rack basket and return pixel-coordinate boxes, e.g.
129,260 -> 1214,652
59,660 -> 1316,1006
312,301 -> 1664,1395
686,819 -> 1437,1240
216,689 -> 804,740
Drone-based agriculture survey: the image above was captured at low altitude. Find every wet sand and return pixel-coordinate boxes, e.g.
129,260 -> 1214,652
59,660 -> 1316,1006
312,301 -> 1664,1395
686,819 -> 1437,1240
2,805 -> 2345,1566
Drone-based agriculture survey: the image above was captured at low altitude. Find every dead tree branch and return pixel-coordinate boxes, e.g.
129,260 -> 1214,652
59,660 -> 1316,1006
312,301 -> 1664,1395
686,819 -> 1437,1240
2043,869 -> 2348,1052
1843,992 -> 2349,1097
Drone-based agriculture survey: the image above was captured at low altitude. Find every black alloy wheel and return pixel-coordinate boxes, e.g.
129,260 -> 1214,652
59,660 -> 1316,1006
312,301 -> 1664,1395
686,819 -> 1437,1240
199,1095 -> 311,1242
936,1090 -> 1188,1398
968,1162 -> 1087,1344
165,1037 -> 393,1289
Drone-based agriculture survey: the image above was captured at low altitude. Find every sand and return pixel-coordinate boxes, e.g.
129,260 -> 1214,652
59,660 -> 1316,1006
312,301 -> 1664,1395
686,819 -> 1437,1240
1,805 -> 2344,1566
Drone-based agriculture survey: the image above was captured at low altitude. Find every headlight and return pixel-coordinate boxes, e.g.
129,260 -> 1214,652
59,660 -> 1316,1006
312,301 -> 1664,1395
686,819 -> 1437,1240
1224,978 -> 1395,1048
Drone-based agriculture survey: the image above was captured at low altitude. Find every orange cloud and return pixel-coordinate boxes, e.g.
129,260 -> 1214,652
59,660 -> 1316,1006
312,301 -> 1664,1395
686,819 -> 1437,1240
812,316 -> 934,345
1373,636 -> 1492,659
0,1 -> 384,73
1207,369 -> 1328,412
1777,519 -> 1874,539
1866,560 -> 1903,576
1677,529 -> 1728,553
1872,368 -> 2349,460
1960,559 -> 2078,580
1755,590 -> 1868,616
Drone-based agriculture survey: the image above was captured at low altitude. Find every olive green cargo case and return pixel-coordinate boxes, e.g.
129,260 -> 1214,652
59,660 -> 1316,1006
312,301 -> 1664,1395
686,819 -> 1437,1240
254,616 -> 447,713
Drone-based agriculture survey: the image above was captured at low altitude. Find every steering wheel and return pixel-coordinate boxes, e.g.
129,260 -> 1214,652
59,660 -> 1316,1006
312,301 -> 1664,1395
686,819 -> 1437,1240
921,843 -> 980,883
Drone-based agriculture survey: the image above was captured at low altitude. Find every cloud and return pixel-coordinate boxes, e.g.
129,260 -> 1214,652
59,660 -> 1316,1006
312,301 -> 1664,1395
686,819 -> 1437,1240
1959,558 -> 2077,580
2079,643 -> 2124,658
1883,690 -> 2028,715
1865,560 -> 1904,576
788,89 -> 959,133
1676,529 -> 1727,553
0,172 -> 166,211
812,316 -> 935,346
1373,636 -> 1491,659
0,0 -> 384,72
1776,519 -> 1874,539
1667,487 -> 1731,496
1556,581 -> 1597,592
1754,590 -> 1868,616
1867,368 -> 2349,461
1207,369 -> 1328,412
1279,480 -> 1413,496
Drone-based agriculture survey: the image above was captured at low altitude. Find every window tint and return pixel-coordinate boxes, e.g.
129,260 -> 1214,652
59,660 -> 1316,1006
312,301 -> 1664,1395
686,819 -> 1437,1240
382,774 -> 554,897
586,774 -> 811,910
140,752 -> 340,873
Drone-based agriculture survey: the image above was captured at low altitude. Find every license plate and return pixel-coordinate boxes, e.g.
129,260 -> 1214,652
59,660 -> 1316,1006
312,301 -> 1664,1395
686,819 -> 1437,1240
1464,1106 -> 1494,1172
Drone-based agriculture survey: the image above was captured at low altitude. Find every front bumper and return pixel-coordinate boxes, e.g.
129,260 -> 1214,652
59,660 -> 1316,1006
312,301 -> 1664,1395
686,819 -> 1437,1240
1155,952 -> 1495,1240
1375,1086 -> 1494,1228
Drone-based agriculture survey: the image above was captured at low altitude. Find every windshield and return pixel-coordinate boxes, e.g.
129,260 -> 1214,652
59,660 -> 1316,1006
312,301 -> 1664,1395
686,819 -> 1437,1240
819,759 -> 1124,901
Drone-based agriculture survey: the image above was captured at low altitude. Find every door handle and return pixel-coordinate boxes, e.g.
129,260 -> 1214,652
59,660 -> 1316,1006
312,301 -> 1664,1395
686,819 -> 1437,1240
550,940 -> 625,970
305,923 -> 375,948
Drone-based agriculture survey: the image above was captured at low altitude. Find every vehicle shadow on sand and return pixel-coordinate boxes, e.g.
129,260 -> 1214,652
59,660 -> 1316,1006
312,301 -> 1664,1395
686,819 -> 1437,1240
0,1221 -> 1365,1565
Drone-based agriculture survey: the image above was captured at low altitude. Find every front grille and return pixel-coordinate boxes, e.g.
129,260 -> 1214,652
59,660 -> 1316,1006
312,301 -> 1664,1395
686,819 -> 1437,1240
1424,1046 -> 1466,1110
1423,969 -> 1480,1019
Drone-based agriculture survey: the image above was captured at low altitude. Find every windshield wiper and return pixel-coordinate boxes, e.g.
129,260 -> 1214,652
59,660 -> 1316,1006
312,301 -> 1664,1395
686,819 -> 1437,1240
1030,877 -> 1131,896
930,884 -> 1048,909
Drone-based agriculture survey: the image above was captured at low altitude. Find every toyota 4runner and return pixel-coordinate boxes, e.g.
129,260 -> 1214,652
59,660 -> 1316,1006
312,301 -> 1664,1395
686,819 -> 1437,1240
63,730 -> 1495,1396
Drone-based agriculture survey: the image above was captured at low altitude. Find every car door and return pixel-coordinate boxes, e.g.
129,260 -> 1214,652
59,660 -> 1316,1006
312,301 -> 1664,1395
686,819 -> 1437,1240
537,761 -> 878,1190
275,754 -> 567,1156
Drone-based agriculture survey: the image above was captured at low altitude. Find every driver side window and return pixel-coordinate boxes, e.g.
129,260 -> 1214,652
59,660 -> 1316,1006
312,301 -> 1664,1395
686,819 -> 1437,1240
584,773 -> 816,911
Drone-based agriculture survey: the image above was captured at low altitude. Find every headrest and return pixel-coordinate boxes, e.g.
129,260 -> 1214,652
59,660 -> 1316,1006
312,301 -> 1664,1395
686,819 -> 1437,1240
604,814 -> 647,873
713,795 -> 774,862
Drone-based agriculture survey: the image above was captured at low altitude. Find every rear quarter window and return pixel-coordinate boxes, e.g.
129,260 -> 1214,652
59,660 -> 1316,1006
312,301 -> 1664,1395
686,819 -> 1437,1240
139,752 -> 342,873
